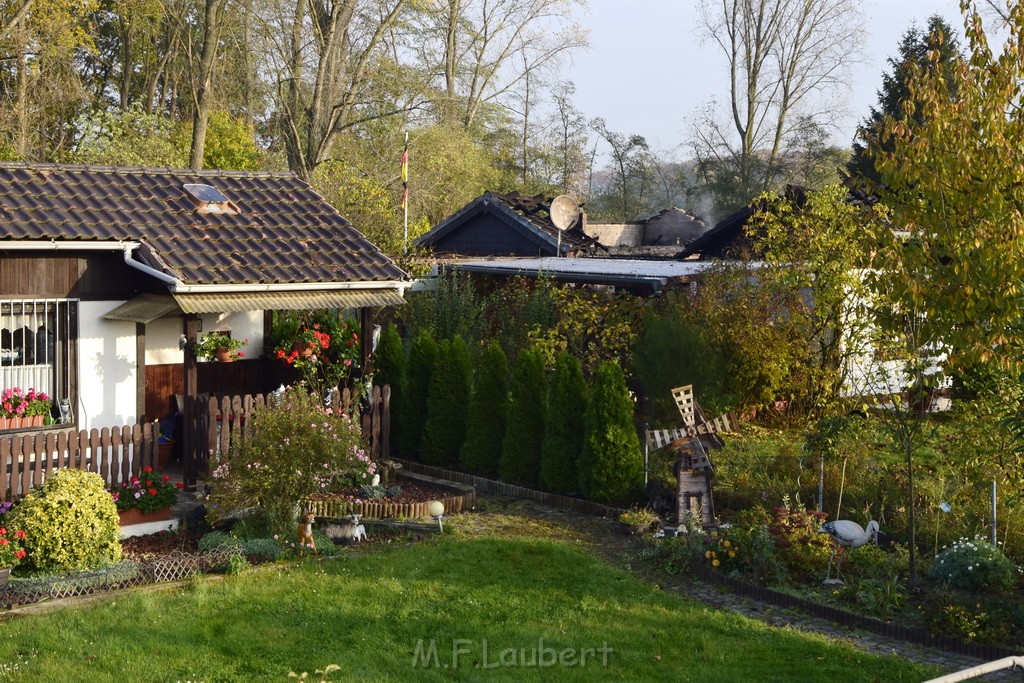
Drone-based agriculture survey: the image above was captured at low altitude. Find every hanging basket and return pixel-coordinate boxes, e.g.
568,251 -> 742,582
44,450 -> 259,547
292,341 -> 314,358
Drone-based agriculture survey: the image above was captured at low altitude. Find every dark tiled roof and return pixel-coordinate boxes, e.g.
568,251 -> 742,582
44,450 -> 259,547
415,191 -> 602,256
0,163 -> 405,285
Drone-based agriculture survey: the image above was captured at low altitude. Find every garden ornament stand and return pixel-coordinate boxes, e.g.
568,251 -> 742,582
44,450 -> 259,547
818,519 -> 880,584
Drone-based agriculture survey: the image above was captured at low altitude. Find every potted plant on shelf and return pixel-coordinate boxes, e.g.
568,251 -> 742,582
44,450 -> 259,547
0,520 -> 28,587
112,466 -> 184,525
0,387 -> 51,429
271,312 -> 361,399
193,331 -> 247,362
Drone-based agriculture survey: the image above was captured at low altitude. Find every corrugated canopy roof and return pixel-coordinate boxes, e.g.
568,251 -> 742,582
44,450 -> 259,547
103,289 -> 405,322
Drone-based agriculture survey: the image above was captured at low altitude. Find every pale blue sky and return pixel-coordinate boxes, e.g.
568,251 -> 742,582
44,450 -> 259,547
569,0 -> 965,155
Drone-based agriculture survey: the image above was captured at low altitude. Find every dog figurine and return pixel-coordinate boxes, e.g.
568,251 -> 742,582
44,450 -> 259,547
297,510 -> 318,555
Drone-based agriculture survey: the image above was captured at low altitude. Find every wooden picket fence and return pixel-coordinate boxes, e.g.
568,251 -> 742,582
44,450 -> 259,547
1,384 -> 391,499
0,423 -> 160,501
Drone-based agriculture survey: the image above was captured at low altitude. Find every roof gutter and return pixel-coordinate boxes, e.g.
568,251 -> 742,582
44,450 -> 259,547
1,240 -> 409,295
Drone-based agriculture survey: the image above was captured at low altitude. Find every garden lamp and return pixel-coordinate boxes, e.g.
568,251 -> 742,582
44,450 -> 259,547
428,500 -> 445,532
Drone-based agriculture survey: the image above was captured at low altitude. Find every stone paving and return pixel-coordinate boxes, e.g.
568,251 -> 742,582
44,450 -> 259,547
464,494 -> 1023,682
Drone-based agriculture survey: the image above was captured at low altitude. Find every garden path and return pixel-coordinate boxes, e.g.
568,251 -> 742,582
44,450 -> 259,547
450,494 -> 1019,682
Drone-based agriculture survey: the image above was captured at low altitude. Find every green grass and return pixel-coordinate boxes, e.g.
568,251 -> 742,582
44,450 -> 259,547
0,535 -> 936,682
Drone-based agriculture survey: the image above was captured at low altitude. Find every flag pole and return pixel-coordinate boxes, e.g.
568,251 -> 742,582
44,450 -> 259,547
402,131 -> 409,254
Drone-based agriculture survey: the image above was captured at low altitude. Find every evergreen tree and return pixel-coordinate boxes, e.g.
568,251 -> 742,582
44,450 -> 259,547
499,348 -> 547,485
422,338 -> 472,467
401,330 -> 438,459
460,343 -> 510,477
578,361 -> 644,504
372,323 -> 405,457
847,16 -> 960,189
540,352 -> 589,494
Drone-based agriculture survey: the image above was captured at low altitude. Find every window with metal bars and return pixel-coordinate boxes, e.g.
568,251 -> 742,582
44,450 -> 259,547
0,299 -> 77,427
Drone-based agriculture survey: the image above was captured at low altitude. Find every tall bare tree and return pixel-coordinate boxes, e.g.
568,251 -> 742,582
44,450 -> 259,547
428,0 -> 588,128
691,0 -> 864,212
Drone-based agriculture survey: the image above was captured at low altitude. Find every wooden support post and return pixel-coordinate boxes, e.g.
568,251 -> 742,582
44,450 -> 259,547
182,315 -> 200,490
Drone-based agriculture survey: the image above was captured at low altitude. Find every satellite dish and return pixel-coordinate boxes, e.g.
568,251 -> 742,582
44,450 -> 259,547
549,195 -> 579,231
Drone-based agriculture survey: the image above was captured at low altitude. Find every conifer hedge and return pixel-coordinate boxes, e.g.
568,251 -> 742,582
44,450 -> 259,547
372,323 -> 406,457
499,347 -> 547,485
401,329 -> 438,459
578,360 -> 644,504
422,337 -> 472,467
540,351 -> 589,494
460,343 -> 510,476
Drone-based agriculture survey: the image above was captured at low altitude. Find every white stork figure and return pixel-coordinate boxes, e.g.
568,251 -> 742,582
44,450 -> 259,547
818,519 -> 879,582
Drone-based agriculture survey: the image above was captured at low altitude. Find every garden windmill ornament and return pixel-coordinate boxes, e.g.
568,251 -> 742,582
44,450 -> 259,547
818,519 -> 880,584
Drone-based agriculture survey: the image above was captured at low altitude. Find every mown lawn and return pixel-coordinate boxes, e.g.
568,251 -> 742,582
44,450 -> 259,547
0,534 -> 936,682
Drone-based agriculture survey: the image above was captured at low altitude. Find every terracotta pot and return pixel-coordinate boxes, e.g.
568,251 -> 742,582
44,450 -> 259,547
215,346 -> 235,363
292,340 -> 314,357
118,506 -> 172,526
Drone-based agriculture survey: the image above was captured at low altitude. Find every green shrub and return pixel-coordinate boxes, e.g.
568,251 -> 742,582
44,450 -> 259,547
632,307 -> 732,419
207,386 -> 374,535
8,469 -> 122,572
577,361 -> 644,504
373,323 -> 406,457
461,343 -> 510,477
927,536 -> 1019,590
401,330 -> 438,458
239,538 -> 281,560
198,531 -> 240,552
422,337 -> 472,467
499,348 -> 548,485
766,501 -> 833,581
540,351 -> 589,494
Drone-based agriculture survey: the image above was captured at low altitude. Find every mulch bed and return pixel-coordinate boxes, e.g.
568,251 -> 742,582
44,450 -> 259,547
121,528 -> 202,562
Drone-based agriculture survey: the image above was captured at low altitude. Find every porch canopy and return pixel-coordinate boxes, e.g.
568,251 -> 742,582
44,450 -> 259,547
103,289 -> 406,323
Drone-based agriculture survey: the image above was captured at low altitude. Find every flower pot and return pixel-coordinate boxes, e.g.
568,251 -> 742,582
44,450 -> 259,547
292,341 -> 314,357
0,566 -> 10,590
215,346 -> 235,363
118,506 -> 173,526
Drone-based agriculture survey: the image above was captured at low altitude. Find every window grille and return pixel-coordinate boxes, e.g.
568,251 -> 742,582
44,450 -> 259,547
0,299 -> 77,424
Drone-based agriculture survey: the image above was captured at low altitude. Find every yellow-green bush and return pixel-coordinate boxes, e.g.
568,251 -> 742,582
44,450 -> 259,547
8,469 -> 122,572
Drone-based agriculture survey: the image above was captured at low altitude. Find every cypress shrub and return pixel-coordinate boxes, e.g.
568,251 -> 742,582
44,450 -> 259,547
421,337 -> 472,467
401,329 -> 438,459
499,347 -> 547,485
460,343 -> 510,476
578,360 -> 644,504
540,351 -> 589,494
372,323 -> 406,457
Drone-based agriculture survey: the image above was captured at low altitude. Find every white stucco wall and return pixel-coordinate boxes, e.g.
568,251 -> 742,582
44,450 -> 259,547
78,301 -> 139,430
77,306 -> 265,431
144,311 -> 263,365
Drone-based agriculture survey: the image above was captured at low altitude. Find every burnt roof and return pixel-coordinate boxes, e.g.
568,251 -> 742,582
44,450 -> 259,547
675,186 -> 809,260
415,191 -> 602,256
0,163 -> 405,285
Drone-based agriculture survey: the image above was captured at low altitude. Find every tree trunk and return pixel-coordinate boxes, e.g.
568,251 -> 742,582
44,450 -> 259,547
189,0 -> 227,169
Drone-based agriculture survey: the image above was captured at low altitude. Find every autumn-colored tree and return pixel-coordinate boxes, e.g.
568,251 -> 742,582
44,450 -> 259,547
460,343 -> 510,477
540,351 -> 588,494
870,3 -> 1024,373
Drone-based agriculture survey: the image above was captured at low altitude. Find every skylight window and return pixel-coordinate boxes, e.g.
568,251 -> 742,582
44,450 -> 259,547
183,183 -> 240,215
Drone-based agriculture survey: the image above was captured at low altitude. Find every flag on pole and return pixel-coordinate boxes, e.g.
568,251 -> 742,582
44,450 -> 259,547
400,141 -> 409,209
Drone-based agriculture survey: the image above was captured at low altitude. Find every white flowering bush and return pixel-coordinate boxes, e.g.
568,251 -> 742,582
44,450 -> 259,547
206,386 -> 375,534
927,536 -> 1019,591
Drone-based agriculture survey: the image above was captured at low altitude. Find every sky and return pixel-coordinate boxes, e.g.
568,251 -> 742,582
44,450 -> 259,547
569,0 -> 966,155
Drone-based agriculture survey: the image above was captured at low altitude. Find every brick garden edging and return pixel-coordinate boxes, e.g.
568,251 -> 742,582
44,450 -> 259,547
691,566 -> 1020,662
394,459 -> 623,518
